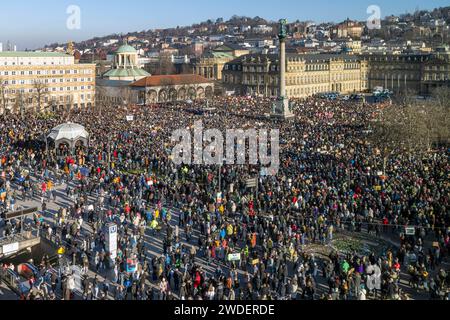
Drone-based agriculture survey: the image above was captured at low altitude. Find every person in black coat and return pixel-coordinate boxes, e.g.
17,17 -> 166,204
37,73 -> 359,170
51,272 -> 58,294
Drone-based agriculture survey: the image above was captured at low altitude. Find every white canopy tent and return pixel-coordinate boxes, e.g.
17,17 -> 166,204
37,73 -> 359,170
47,123 -> 89,152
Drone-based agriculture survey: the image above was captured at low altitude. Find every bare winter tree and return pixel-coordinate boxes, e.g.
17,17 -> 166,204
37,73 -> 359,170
159,52 -> 176,75
429,86 -> 450,146
13,90 -> 24,117
0,77 -> 8,115
63,95 -> 73,120
95,85 -> 109,113
432,86 -> 450,109
32,80 -> 49,113
370,87 -> 450,167
120,86 -> 135,109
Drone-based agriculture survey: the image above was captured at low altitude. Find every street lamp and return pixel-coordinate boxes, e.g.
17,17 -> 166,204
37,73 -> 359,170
42,132 -> 50,165
20,92 -> 24,120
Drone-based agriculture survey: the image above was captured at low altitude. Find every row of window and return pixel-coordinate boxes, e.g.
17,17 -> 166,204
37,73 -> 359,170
223,75 -> 241,84
370,72 -> 421,81
226,74 -> 367,85
2,78 -> 92,85
425,66 -> 450,71
228,63 -> 364,74
423,74 -> 450,81
224,64 -> 242,71
288,73 -> 364,84
240,73 -> 365,85
369,56 -> 428,62
3,86 -> 93,94
243,75 -> 278,85
0,69 -> 93,76
2,61 -> 70,66
371,65 -> 421,70
0,94 -> 92,104
287,82 -> 367,96
243,66 -> 269,73
246,82 -> 368,96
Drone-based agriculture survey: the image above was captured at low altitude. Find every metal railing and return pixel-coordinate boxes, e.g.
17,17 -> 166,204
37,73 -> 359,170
0,267 -> 21,296
0,229 -> 40,247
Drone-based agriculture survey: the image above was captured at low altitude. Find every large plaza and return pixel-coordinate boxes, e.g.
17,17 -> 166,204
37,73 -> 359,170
0,92 -> 448,300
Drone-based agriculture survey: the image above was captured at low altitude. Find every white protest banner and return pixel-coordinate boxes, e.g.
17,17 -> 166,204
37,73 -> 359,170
228,253 -> 241,261
2,242 -> 19,255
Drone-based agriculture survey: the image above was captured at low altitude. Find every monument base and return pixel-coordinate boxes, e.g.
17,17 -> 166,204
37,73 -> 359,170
271,97 -> 295,120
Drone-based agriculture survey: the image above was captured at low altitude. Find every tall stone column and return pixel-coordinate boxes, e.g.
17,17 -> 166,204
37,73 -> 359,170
271,18 -> 294,120
280,40 -> 286,98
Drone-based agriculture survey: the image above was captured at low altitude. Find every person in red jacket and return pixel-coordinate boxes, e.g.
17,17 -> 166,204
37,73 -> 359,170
41,182 -> 47,196
194,271 -> 201,290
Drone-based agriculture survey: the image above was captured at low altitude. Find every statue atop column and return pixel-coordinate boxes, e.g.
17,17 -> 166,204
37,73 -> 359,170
278,19 -> 288,40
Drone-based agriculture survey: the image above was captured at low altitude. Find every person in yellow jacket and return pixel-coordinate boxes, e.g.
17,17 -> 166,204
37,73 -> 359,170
318,215 -> 324,225
154,209 -> 160,220
267,238 -> 273,250
149,219 -> 159,236
150,219 -> 159,229
242,245 -> 249,258
227,224 -> 234,237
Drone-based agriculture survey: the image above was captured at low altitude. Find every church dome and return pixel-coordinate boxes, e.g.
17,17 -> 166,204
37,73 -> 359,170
116,44 -> 137,54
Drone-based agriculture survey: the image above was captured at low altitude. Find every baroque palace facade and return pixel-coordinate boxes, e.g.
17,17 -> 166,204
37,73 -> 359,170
0,52 -> 95,114
364,46 -> 450,95
222,46 -> 450,98
222,53 -> 369,97
191,44 -> 251,81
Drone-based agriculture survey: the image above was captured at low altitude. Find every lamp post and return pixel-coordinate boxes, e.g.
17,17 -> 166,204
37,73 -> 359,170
20,92 -> 24,121
218,163 -> 222,193
108,136 -> 112,174
43,132 -> 49,165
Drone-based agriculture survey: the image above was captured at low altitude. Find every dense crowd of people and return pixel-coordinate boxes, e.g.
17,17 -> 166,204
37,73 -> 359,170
0,95 -> 448,300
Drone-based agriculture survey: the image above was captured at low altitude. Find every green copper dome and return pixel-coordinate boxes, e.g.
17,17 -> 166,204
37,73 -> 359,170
116,44 -> 137,54
103,68 -> 150,78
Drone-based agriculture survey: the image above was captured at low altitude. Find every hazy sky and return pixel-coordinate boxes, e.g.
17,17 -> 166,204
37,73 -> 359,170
0,0 -> 448,50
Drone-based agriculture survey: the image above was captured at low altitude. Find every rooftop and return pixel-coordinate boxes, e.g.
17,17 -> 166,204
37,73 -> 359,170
47,123 -> 89,142
226,53 -> 362,65
0,51 -> 71,58
214,43 -> 249,51
202,51 -> 234,59
115,44 -> 137,54
103,68 -> 150,78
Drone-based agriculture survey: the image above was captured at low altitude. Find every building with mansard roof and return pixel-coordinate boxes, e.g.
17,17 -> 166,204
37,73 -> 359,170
222,52 -> 369,97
